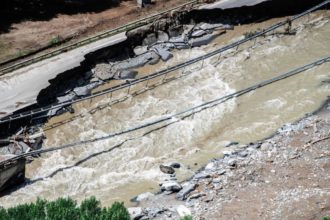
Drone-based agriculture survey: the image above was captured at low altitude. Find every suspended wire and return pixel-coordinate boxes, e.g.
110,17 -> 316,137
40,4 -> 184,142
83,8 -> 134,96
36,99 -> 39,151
1,0 -> 329,125
1,55 -> 329,167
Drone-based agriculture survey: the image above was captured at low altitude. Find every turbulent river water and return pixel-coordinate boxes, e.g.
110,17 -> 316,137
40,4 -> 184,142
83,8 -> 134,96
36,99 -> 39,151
1,13 -> 330,207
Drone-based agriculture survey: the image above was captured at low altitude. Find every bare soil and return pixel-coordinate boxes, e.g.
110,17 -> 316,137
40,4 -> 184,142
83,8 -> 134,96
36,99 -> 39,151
0,0 -> 190,63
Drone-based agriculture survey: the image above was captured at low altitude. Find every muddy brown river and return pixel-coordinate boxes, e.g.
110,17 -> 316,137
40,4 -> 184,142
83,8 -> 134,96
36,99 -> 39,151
1,13 -> 329,207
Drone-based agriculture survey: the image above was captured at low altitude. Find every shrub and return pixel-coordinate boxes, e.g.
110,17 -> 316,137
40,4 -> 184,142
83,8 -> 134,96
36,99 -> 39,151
107,202 -> 131,220
49,36 -> 62,45
0,197 -> 131,220
181,215 -> 193,220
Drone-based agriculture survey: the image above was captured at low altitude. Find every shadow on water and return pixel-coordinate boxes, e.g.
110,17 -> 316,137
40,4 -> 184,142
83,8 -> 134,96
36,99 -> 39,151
0,0 -> 122,34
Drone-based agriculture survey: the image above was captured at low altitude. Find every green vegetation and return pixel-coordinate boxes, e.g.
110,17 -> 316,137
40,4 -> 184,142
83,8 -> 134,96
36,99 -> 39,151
15,49 -> 30,58
243,28 -> 261,39
323,217 -> 330,220
49,35 -> 62,45
0,197 -> 130,220
181,215 -> 193,220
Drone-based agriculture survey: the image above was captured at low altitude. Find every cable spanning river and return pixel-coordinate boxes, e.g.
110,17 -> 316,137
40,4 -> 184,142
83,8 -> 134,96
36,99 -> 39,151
1,13 -> 329,207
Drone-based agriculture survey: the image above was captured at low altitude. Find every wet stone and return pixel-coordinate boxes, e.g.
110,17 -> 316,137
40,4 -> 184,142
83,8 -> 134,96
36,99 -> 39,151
176,183 -> 198,200
161,181 -> 182,192
170,162 -> 181,169
134,192 -> 154,202
194,172 -> 211,180
160,165 -> 175,174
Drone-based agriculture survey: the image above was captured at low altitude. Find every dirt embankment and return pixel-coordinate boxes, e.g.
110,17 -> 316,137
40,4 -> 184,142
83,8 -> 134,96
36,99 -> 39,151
0,0 -> 189,63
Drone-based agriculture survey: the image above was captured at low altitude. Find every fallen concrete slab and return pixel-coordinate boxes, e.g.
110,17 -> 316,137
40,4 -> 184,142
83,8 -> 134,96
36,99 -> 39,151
0,32 -> 127,119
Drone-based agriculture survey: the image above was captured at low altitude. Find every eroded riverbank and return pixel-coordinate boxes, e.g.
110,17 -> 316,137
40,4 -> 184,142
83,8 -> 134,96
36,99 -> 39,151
133,99 -> 330,220
0,9 -> 328,210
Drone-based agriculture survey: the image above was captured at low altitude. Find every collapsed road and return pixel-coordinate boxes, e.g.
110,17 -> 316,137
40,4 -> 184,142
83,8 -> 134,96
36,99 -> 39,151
0,0 -> 329,209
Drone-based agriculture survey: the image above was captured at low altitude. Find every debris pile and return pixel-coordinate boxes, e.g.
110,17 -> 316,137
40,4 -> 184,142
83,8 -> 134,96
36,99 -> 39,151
0,127 -> 45,156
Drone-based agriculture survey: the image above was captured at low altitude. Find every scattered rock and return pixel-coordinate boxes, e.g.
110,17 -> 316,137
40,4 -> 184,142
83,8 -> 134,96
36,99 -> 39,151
145,207 -> 166,218
152,44 -> 173,61
160,164 -> 175,174
134,192 -> 155,202
223,150 -> 235,156
238,150 -> 249,157
203,194 -> 214,203
217,169 -> 226,175
176,205 -> 191,217
128,207 -> 144,220
170,162 -> 181,169
205,162 -> 216,170
157,31 -> 169,42
225,141 -> 239,147
115,70 -> 138,80
134,46 -> 148,56
188,192 -> 206,200
212,178 -> 221,184
161,181 -> 182,192
227,159 -> 237,167
94,63 -> 114,80
176,183 -> 198,200
143,33 -> 157,46
193,172 -> 211,180
260,142 -> 273,151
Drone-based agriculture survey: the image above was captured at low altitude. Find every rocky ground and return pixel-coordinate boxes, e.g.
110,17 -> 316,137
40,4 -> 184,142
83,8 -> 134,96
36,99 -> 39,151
128,100 -> 330,219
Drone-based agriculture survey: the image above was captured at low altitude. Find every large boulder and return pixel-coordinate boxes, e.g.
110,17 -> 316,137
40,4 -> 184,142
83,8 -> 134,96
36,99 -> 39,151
142,33 -> 157,46
133,46 -> 148,56
176,183 -> 198,200
94,63 -> 115,80
160,181 -> 182,192
135,192 -> 155,202
115,70 -> 138,80
157,31 -> 169,42
152,44 -> 173,61
160,164 -> 175,174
